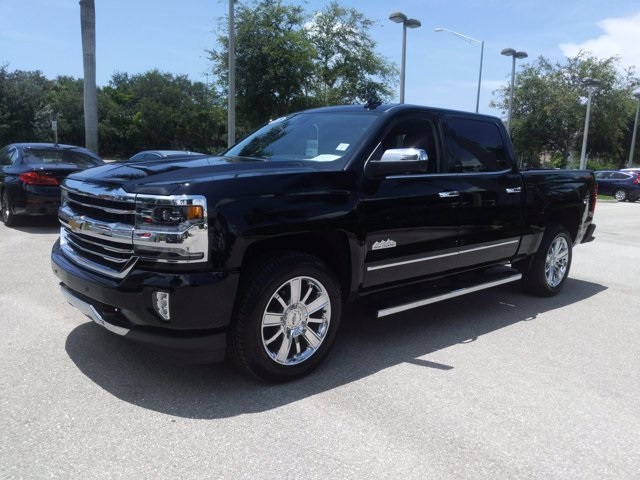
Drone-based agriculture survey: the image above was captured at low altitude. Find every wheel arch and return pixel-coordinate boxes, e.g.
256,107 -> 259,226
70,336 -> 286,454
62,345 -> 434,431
240,231 -> 354,297
547,207 -> 581,243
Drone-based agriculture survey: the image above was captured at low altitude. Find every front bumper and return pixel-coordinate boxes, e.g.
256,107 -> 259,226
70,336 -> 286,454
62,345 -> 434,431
51,240 -> 239,362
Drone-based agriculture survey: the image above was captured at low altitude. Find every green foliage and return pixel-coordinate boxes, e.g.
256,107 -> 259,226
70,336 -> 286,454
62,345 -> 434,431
99,70 -> 226,157
208,0 -> 396,132
209,1 -> 314,131
0,66 -> 226,158
492,53 -> 640,168
0,66 -> 52,145
308,2 -> 396,105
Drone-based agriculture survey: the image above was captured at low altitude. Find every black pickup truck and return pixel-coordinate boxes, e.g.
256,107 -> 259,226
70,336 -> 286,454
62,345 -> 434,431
51,104 -> 596,382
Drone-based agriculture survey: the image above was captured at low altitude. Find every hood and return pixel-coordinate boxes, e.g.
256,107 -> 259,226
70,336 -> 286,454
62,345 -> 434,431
65,155 -> 317,195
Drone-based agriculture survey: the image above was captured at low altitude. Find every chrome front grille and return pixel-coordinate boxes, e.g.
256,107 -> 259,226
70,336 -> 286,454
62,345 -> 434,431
59,181 -> 138,279
66,191 -> 136,224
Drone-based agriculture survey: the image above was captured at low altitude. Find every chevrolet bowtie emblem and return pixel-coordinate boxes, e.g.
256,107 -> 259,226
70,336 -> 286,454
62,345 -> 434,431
68,217 -> 83,231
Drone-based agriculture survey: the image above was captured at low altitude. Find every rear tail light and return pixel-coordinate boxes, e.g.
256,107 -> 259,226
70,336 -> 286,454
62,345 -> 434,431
591,183 -> 598,212
19,172 -> 59,186
633,176 -> 640,184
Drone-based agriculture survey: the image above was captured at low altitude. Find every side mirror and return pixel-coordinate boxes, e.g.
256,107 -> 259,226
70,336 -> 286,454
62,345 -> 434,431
365,148 -> 429,178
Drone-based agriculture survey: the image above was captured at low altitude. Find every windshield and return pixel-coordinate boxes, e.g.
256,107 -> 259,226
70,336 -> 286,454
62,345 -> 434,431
23,148 -> 101,167
225,111 -> 379,168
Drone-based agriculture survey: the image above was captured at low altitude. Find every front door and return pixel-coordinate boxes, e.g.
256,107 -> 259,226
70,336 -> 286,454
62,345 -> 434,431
359,114 -> 461,288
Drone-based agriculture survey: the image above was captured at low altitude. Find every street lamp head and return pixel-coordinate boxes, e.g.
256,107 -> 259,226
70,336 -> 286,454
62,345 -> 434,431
434,27 -> 444,32
389,11 -> 407,23
582,77 -> 602,88
502,48 -> 528,59
405,19 -> 421,28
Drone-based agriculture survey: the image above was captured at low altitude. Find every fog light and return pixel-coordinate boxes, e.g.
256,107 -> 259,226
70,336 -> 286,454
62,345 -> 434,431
153,291 -> 171,321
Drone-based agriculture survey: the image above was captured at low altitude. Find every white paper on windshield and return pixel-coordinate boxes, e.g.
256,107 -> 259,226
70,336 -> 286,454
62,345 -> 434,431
336,143 -> 350,151
310,154 -> 341,162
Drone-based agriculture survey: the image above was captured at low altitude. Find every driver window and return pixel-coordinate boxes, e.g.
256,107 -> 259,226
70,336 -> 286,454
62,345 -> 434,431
372,118 -> 439,173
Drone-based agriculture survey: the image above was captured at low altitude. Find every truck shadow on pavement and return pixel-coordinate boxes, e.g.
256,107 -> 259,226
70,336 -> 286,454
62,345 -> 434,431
65,278 -> 606,419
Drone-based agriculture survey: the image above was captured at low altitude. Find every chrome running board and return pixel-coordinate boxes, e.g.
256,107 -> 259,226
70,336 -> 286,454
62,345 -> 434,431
377,272 -> 522,318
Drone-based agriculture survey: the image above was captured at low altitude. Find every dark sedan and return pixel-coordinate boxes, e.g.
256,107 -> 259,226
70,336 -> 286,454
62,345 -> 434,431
594,170 -> 640,202
0,143 -> 104,226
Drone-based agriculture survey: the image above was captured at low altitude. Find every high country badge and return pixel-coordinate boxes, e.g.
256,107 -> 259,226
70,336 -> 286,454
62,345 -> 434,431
372,239 -> 397,250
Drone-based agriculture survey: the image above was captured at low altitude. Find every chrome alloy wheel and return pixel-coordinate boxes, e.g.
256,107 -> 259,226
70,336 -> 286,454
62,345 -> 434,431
614,189 -> 628,202
261,276 -> 331,366
545,236 -> 569,288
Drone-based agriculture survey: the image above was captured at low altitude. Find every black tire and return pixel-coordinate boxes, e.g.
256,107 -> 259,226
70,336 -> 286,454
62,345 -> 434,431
520,224 -> 572,297
613,188 -> 628,202
228,252 -> 342,382
1,191 -> 16,227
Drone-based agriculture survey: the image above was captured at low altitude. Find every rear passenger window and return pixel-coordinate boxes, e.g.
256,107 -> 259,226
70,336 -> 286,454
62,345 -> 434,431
446,117 -> 510,173
611,172 -> 629,179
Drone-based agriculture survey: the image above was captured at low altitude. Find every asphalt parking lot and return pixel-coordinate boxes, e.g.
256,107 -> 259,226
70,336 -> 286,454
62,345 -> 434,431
1,200 -> 639,479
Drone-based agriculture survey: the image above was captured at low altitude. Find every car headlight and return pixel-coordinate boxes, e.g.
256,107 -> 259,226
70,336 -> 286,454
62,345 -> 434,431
133,195 -> 208,263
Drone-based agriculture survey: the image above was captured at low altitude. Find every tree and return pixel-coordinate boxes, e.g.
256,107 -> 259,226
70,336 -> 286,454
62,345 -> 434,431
208,0 -> 396,133
99,70 -> 226,157
80,0 -> 98,153
210,0 -> 315,130
492,52 -> 639,168
34,76 -> 86,146
0,66 -> 52,145
307,2 -> 395,105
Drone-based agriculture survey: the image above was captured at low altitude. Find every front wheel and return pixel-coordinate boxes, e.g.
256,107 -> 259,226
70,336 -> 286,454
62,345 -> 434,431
613,188 -> 628,202
520,224 -> 572,297
229,252 -> 342,382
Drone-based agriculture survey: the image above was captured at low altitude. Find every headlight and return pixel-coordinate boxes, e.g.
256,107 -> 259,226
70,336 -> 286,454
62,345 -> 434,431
133,195 -> 208,264
151,205 -> 204,225
135,196 -> 206,229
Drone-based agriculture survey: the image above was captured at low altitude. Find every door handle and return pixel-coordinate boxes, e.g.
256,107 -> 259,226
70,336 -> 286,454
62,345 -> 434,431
505,187 -> 522,194
438,191 -> 460,198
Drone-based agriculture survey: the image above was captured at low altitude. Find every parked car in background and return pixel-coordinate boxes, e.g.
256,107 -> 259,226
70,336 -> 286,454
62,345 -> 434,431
127,150 -> 205,162
594,170 -> 640,202
0,143 -> 104,226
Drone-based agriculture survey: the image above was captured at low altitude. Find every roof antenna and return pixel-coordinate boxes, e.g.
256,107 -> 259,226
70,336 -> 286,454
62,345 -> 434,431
364,97 -> 381,110
363,84 -> 382,110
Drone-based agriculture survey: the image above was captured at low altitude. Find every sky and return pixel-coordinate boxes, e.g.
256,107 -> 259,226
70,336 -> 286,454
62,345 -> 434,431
1,0 -> 640,117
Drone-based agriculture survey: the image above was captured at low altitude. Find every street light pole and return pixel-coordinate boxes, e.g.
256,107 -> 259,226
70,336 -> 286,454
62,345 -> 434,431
434,28 -> 484,113
227,0 -> 236,148
579,77 -> 602,170
627,88 -> 640,167
501,48 -> 528,136
389,12 -> 421,104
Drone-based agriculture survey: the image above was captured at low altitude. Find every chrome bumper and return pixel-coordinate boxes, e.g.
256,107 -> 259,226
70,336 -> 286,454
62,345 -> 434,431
60,286 -> 130,336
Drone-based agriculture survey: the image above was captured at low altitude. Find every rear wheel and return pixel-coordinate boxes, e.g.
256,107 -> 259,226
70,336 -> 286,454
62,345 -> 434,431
520,224 -> 572,297
228,252 -> 342,382
1,191 -> 16,227
613,188 -> 628,202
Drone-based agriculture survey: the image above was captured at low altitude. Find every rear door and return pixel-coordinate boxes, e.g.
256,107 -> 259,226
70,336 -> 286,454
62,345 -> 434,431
443,115 -> 523,268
